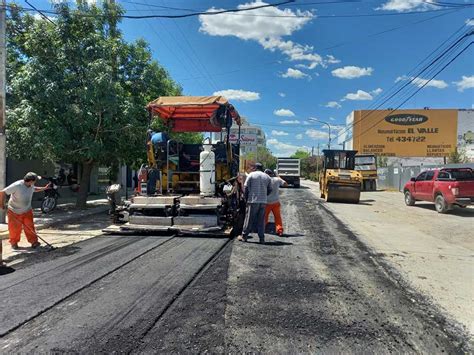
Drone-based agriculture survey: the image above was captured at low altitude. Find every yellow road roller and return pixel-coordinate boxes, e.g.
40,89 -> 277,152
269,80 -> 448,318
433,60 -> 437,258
319,150 -> 362,203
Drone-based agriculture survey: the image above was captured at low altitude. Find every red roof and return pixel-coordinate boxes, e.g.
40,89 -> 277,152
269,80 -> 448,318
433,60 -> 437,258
147,96 -> 241,132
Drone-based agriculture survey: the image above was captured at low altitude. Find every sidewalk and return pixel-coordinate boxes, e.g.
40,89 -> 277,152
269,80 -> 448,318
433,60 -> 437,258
0,198 -> 109,240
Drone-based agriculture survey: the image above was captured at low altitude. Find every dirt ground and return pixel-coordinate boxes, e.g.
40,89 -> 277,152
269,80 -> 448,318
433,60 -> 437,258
303,179 -> 474,337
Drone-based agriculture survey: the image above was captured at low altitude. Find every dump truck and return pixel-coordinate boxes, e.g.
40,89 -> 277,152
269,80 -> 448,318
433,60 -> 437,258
319,150 -> 362,203
355,154 -> 377,191
276,158 -> 301,188
105,96 -> 245,236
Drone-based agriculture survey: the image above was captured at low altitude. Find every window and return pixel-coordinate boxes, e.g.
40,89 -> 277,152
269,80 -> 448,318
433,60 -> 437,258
437,171 -> 451,180
416,172 -> 427,181
425,171 -> 435,181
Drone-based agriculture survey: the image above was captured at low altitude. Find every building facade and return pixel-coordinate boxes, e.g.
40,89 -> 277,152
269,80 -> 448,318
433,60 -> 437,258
212,116 -> 266,156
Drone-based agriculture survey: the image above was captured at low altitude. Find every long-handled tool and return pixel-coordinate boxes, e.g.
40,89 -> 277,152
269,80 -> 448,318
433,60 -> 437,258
7,212 -> 56,251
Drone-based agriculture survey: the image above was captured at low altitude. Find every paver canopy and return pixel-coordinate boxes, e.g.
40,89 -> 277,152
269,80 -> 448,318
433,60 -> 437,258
147,96 -> 242,132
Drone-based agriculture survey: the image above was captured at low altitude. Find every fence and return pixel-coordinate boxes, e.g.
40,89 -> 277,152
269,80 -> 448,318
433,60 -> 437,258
377,163 -> 474,191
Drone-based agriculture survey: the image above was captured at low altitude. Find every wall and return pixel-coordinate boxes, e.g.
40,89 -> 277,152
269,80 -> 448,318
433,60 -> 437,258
377,162 -> 474,191
457,109 -> 474,162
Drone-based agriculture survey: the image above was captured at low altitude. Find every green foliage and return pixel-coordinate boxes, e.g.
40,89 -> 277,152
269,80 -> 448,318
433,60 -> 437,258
377,155 -> 389,168
448,147 -> 469,164
289,150 -> 322,181
6,2 -> 182,205
244,147 -> 277,170
291,150 -> 310,160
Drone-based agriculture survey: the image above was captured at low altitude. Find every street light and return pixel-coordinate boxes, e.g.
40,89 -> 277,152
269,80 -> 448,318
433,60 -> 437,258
308,117 -> 332,150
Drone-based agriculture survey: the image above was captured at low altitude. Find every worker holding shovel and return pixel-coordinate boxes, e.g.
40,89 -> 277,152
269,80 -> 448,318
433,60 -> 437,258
0,172 -> 50,251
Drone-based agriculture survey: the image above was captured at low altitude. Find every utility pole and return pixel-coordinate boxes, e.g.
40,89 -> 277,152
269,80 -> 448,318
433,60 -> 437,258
308,118 -> 332,150
316,143 -> 320,179
311,146 -> 314,157
0,0 -> 7,223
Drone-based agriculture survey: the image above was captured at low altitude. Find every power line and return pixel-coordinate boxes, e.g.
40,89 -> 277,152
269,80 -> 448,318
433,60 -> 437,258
333,23 -> 473,141
6,2 -> 472,20
351,41 -> 473,143
23,0 -> 55,25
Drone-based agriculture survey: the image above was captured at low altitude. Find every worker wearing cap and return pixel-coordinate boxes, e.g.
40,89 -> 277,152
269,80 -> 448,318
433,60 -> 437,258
0,172 -> 50,250
239,162 -> 272,244
264,169 -> 288,237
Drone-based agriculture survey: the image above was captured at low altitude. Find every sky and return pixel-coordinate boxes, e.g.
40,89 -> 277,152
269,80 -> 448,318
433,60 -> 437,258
20,0 -> 474,156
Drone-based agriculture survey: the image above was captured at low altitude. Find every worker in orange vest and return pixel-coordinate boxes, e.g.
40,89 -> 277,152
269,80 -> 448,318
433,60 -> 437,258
264,169 -> 288,237
0,172 -> 50,250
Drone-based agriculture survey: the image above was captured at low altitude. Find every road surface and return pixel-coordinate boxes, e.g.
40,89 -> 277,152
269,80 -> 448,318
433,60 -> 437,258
0,188 -> 470,353
303,179 -> 474,337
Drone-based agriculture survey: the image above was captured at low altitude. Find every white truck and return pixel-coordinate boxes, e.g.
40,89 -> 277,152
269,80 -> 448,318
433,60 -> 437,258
276,158 -> 301,188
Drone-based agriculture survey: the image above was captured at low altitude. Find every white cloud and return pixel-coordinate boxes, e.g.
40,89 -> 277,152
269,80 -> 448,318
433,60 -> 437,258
371,88 -> 383,95
326,55 -> 341,65
280,120 -> 300,124
278,92 -> 286,97
332,66 -> 374,79
306,129 -> 329,140
296,134 -> 303,140
377,0 -> 435,12
274,108 -> 295,117
466,19 -> 474,26
395,75 -> 448,89
199,2 -> 334,69
344,90 -> 374,101
329,117 -> 336,121
296,62 -> 318,70
272,130 -> 289,136
212,89 -> 261,101
281,68 -> 310,80
267,138 -> 309,156
453,75 -> 474,92
325,101 -> 342,109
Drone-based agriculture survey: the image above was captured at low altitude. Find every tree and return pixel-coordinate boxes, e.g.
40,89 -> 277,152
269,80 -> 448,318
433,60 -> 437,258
448,147 -> 469,164
291,150 -> 310,160
244,147 -> 277,170
6,2 -> 181,207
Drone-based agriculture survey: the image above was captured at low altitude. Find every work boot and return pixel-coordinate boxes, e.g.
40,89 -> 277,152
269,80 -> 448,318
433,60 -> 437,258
238,235 -> 248,242
277,230 -> 284,237
11,244 -> 19,250
258,238 -> 265,244
31,242 -> 41,249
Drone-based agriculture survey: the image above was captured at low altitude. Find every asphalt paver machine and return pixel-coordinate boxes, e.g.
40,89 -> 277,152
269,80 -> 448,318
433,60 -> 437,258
319,150 -> 362,204
106,96 -> 245,235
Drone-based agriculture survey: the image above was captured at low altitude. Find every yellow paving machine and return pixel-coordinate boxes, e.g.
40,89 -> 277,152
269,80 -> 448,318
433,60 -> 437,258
106,96 -> 245,236
319,150 -> 362,204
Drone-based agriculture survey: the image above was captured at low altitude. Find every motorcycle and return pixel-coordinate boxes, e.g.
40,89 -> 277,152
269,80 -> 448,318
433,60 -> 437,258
41,177 -> 60,213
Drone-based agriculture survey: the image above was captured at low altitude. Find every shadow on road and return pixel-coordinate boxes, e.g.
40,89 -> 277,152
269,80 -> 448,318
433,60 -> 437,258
412,204 -> 474,217
4,244 -> 82,269
0,265 -> 16,276
262,240 -> 293,246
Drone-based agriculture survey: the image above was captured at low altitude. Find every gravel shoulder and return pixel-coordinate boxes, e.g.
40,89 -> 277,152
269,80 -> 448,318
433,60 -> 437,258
303,179 -> 474,337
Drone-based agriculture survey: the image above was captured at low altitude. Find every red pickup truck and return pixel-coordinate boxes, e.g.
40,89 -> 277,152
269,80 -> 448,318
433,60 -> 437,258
403,168 -> 474,213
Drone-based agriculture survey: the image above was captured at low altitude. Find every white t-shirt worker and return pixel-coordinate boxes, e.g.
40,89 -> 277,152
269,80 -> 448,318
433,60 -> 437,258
0,172 -> 50,253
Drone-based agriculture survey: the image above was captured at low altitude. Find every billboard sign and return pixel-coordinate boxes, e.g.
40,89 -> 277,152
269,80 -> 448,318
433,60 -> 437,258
228,133 -> 257,146
352,109 -> 457,157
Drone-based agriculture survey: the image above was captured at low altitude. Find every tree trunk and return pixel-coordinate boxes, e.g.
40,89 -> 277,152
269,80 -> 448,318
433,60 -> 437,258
76,161 -> 94,208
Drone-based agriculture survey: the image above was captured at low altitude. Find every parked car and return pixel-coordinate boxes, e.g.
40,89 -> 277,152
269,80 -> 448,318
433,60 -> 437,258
403,168 -> 474,213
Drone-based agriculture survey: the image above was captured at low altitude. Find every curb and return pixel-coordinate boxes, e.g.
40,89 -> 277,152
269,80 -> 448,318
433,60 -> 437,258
0,206 -> 109,240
